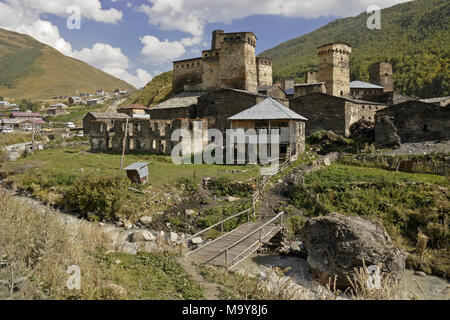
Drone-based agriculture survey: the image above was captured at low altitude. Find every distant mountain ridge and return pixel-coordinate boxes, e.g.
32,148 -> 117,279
0,28 -> 135,100
259,0 -> 449,98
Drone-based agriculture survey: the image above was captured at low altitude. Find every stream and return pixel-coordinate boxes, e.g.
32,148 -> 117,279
237,254 -> 450,300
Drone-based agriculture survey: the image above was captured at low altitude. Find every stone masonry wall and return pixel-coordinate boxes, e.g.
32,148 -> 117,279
318,43 -> 352,97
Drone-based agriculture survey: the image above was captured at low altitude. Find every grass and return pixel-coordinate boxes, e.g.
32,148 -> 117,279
0,28 -> 134,100
0,190 -> 204,300
0,133 -> 31,147
288,164 -> 449,278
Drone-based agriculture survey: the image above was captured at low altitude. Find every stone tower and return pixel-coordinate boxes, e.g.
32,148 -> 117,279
217,32 -> 258,92
306,71 -> 318,84
317,43 -> 352,97
256,57 -> 273,88
370,62 -> 394,92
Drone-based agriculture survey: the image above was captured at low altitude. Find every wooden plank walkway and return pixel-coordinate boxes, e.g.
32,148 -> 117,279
188,215 -> 283,270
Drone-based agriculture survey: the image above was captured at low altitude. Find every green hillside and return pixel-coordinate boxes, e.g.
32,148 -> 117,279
259,0 -> 449,98
0,28 -> 135,100
123,71 -> 173,107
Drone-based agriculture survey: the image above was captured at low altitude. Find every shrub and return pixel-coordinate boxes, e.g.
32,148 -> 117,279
66,176 -> 130,222
176,177 -> 198,196
208,177 -> 255,197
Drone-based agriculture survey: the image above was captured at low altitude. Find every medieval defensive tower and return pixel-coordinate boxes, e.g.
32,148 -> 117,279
370,62 -> 394,92
256,57 -> 273,88
317,43 -> 352,97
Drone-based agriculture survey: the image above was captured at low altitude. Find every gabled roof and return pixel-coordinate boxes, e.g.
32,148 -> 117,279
124,162 -> 148,171
118,104 -> 148,110
86,112 -> 130,120
11,112 -> 42,117
228,98 -> 308,121
350,81 -> 384,89
151,92 -> 208,110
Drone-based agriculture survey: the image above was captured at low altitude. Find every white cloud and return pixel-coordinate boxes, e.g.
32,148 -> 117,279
71,43 -> 152,88
0,0 -> 151,88
140,35 -> 186,62
139,0 -> 411,39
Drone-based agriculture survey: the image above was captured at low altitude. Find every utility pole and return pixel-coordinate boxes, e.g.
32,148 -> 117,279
31,116 -> 35,154
120,118 -> 129,169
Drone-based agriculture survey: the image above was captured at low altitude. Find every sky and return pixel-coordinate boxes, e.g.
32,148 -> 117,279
0,0 -> 411,88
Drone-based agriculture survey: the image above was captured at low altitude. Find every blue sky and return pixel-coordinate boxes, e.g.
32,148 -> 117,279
0,0 -> 410,88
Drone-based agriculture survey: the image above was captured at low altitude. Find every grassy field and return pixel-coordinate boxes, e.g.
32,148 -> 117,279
0,132 -> 31,147
0,191 -> 203,300
288,164 -> 449,278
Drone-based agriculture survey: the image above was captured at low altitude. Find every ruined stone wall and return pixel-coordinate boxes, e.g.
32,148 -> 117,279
317,43 -> 352,97
290,93 -> 347,136
173,58 -> 203,93
265,86 -> 287,100
345,101 -> 387,136
218,33 -> 258,92
375,101 -> 450,144
256,57 -> 273,88
291,120 -> 306,155
294,83 -> 326,98
370,62 -> 394,92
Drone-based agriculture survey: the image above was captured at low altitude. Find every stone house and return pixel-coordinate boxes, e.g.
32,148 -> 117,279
228,98 -> 307,160
117,104 -> 149,118
290,92 -> 386,137
375,100 -> 450,146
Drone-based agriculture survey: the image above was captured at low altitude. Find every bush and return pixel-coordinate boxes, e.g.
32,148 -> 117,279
66,176 -> 130,222
208,177 -> 255,198
176,177 -> 198,196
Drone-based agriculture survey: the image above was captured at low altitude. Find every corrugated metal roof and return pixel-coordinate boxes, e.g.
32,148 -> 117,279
152,92 -> 208,110
228,98 -> 308,121
350,81 -> 384,89
124,162 -> 148,171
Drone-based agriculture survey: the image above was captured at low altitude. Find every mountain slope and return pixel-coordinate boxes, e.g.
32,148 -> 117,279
0,28 -> 135,100
259,0 -> 449,98
123,71 -> 173,108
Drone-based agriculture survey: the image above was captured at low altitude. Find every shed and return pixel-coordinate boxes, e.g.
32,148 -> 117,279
124,162 -> 149,184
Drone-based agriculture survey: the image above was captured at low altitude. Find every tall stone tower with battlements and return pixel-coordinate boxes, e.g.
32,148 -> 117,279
317,43 -> 352,97
172,30 -> 262,93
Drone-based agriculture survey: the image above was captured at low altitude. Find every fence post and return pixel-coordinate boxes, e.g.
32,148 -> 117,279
221,221 -> 224,235
225,249 -> 229,270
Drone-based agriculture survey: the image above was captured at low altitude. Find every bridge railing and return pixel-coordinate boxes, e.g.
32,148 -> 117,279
204,212 -> 285,270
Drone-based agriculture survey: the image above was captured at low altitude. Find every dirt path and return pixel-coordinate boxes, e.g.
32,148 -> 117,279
176,256 -> 221,300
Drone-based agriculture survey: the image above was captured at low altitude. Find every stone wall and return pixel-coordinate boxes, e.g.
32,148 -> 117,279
202,51 -> 220,90
375,101 -> 450,145
148,105 -> 197,121
172,58 -> 203,93
306,71 -> 318,84
294,83 -> 326,98
317,43 -> 352,97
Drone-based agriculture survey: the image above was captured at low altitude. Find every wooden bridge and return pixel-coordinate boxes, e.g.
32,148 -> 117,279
185,210 -> 285,270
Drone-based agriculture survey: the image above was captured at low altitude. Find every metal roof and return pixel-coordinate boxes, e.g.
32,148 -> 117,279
151,92 -> 208,110
350,81 -> 384,89
118,104 -> 148,110
228,98 -> 308,121
124,162 -> 148,171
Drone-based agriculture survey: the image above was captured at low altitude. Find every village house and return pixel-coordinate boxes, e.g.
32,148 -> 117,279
116,104 -> 149,119
96,90 -> 105,96
87,98 -> 103,106
47,103 -> 69,117
0,101 -> 10,108
68,96 -> 83,105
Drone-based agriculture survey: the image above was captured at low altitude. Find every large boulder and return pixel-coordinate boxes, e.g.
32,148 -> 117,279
302,213 -> 405,289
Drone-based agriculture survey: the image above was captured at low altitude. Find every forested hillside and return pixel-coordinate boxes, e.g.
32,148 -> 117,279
259,0 -> 449,98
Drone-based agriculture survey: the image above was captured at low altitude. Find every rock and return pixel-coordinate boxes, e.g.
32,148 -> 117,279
105,283 -> 127,296
185,209 -> 196,216
114,259 -> 122,265
323,157 -> 331,166
131,230 -> 155,242
139,216 -> 153,226
227,196 -> 240,202
191,237 -> 203,245
124,220 -> 133,230
169,232 -> 178,242
277,179 -> 284,184
414,271 -> 426,277
120,242 -> 137,255
136,242 -> 157,253
302,213 -> 405,289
